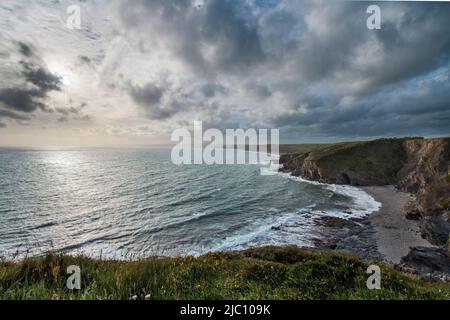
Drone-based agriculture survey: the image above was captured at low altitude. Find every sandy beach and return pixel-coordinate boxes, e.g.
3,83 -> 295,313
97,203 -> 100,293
362,186 -> 436,264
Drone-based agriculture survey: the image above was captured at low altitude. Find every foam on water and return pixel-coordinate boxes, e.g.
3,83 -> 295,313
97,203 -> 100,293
278,172 -> 381,218
204,209 -> 316,255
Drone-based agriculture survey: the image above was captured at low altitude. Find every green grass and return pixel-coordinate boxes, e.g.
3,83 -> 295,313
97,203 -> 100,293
281,138 -> 413,184
280,144 -> 330,155
310,139 -> 408,178
1,246 -> 448,300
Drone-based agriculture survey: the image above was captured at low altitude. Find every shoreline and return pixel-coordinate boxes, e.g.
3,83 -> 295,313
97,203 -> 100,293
360,186 -> 436,264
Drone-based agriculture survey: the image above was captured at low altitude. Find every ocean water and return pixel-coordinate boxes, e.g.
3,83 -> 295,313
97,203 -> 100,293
0,148 -> 380,259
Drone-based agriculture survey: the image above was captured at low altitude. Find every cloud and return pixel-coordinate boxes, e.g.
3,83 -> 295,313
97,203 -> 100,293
119,0 -> 265,76
129,83 -> 164,107
78,55 -> 91,66
0,61 -> 62,114
128,82 -> 185,119
245,82 -> 272,99
56,103 -> 87,116
296,1 -> 450,94
1,0 -> 450,142
0,108 -> 31,120
201,83 -> 228,98
17,41 -> 33,57
271,69 -> 450,139
0,88 -> 46,113
20,62 -> 62,92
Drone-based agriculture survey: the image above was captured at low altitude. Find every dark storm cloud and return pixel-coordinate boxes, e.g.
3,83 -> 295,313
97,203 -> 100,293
120,1 -> 450,93
247,1 -> 450,98
0,61 -> 62,114
119,0 -> 265,75
129,83 -> 164,107
115,1 -> 450,138
264,1 -> 450,139
0,88 -> 46,113
350,3 -> 450,93
20,62 -> 62,92
199,0 -> 265,71
272,73 -> 450,139
291,2 -> 369,83
128,82 -> 184,120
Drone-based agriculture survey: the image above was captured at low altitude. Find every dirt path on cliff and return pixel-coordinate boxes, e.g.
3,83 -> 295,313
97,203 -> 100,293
361,186 -> 436,264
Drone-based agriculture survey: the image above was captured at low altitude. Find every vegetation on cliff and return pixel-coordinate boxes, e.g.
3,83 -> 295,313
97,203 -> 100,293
0,246 -> 449,300
280,138 -> 411,185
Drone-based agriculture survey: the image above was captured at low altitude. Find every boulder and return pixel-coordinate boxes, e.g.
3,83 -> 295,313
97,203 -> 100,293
401,247 -> 450,275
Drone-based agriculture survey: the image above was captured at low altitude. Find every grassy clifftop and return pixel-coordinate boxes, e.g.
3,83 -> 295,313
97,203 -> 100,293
0,246 -> 449,300
280,138 -> 412,185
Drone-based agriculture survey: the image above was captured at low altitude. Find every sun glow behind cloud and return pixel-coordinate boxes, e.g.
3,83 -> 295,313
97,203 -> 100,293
47,60 -> 77,87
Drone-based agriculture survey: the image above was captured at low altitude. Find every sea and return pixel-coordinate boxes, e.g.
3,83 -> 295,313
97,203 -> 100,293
0,147 -> 380,260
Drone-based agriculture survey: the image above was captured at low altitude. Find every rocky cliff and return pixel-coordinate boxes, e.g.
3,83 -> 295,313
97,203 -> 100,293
399,138 -> 450,246
280,138 -> 450,248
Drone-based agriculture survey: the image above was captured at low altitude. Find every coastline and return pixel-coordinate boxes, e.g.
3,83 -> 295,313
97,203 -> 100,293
361,186 -> 436,264
311,184 -> 436,266
279,138 -> 450,278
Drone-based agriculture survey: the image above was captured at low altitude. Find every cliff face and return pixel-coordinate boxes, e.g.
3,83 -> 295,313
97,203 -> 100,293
399,139 -> 450,246
280,138 -> 450,248
398,139 -> 450,193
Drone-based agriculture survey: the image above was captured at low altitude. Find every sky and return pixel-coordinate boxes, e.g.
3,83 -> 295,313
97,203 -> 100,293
0,0 -> 449,147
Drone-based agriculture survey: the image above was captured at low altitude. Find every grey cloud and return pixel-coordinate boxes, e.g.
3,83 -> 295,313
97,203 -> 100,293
17,41 -> 33,57
120,1 -> 450,138
78,55 -> 91,64
245,82 -> 272,99
200,0 -> 265,71
313,2 -> 450,93
0,88 -> 46,113
21,61 -> 62,92
201,83 -> 228,98
128,82 -> 183,119
119,0 -> 265,75
0,60 -> 62,115
0,109 -> 31,121
341,3 -> 450,94
272,74 -> 450,139
56,103 -> 87,116
287,2 -> 370,84
256,1 -> 450,140
129,83 -> 164,107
